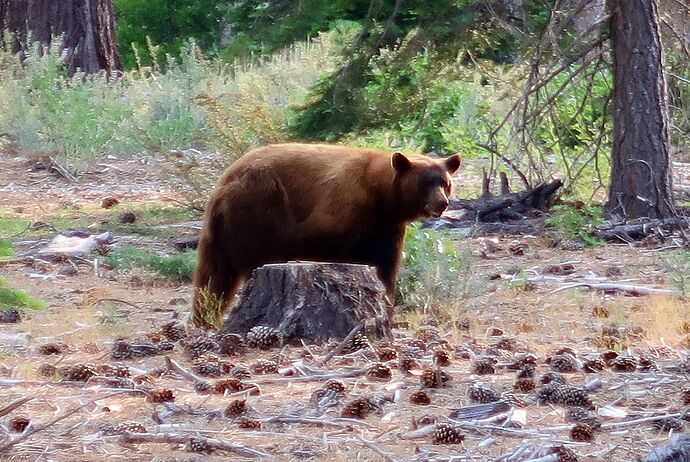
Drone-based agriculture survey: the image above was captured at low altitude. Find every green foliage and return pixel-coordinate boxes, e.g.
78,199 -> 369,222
665,251 -> 690,297
105,246 -> 197,282
0,278 -> 46,310
0,239 -> 14,258
0,214 -> 30,238
396,224 -> 472,309
545,204 -> 603,246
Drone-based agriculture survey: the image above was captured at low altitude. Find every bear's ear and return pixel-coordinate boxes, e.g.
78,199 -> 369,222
445,154 -> 462,174
392,152 -> 411,173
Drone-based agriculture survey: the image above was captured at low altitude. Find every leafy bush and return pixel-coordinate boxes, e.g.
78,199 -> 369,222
0,278 -> 46,310
396,224 -> 472,310
0,239 -> 14,258
545,204 -> 603,245
665,251 -> 690,297
105,246 -> 197,282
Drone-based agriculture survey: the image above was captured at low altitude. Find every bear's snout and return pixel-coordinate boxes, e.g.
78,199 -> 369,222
426,196 -> 449,218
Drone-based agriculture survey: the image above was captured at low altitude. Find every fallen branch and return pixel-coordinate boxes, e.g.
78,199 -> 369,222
121,431 -> 270,458
262,415 -> 375,428
0,397 -> 33,418
164,357 -> 207,384
354,434 -> 399,462
254,368 -> 367,385
550,282 -> 676,296
316,323 -> 364,367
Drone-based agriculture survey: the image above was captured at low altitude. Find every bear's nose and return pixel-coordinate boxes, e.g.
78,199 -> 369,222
438,197 -> 449,210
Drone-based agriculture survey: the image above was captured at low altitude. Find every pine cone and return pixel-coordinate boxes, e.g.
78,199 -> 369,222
95,364 -> 131,378
600,350 -> 619,363
194,381 -> 212,394
415,326 -> 440,343
493,337 -> 518,351
537,384 -> 565,405
37,342 -> 69,355
237,418 -> 262,429
341,397 -> 376,419
582,358 -> 606,373
406,338 -> 428,351
213,378 -> 244,394
681,386 -> 690,406
472,358 -> 497,375
113,422 -> 147,435
246,326 -> 282,349
223,399 -> 248,419
456,318 -> 471,331
377,346 -> 398,362
214,332 -> 246,356
554,346 -> 578,357
231,365 -> 252,380
366,363 -> 392,382
549,445 -> 579,462
147,388 -> 175,403
398,356 -> 422,374
548,354 -> 579,373
193,355 -> 229,378
570,422 -> 595,442
250,359 -> 279,375
565,407 -> 601,429
610,356 -> 637,372
324,380 -> 347,395
8,416 -> 30,433
188,438 -> 213,453
420,368 -> 451,388
558,387 -> 594,410
409,390 -> 431,405
433,349 -> 452,367
182,336 -> 220,359
431,423 -> 464,444
468,382 -> 500,404
653,417 -> 684,432
514,377 -> 536,393
58,363 -> 97,382
517,363 -> 536,378
507,353 -> 538,370
638,356 -> 657,372
110,340 -> 134,360
0,309 -> 21,323
411,414 -> 437,429
540,371 -> 567,385
161,321 -> 187,342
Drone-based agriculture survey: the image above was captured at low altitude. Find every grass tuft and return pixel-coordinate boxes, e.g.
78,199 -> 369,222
0,278 -> 46,310
105,245 -> 196,282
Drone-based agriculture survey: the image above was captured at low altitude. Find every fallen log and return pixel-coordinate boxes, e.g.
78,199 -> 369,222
220,262 -> 392,344
595,217 -> 689,242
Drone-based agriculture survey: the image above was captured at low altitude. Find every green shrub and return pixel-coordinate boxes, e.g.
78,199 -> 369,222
665,251 -> 690,297
0,239 -> 14,258
396,224 -> 472,310
545,204 -> 603,246
0,278 -> 46,310
105,246 -> 197,282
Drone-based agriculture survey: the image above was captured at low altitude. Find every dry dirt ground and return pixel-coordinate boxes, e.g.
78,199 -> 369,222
1,154 -> 690,462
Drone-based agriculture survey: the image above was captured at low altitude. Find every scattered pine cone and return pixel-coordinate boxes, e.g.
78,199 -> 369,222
58,363 -> 97,382
194,381 -> 212,394
638,356 -> 657,372
223,399 -> 248,419
398,356 -> 422,374
468,382 -> 500,404
456,318 -> 471,331
540,371 -> 567,385
377,346 -> 398,362
549,445 -> 579,462
213,378 -> 244,394
161,321 -> 187,342
548,354 -> 579,373
582,358 -> 606,373
507,353 -> 538,370
406,338 -> 428,351
214,332 -> 246,356
0,309 -> 21,323
653,417 -> 684,432
341,397 -> 376,419
113,422 -> 147,435
323,380 -> 347,395
182,336 -> 219,359
610,356 -> 637,372
554,346 -> 577,357
366,363 -> 392,382
517,363 -> 536,378
493,337 -> 518,351
433,349 -> 451,367
558,387 -> 595,410
570,422 -> 595,442
566,407 -> 601,429
37,342 -> 69,355
411,414 -> 437,429
193,355 -> 231,378
147,388 -> 175,403
188,438 -> 213,454
415,326 -> 440,343
537,384 -> 566,405
514,377 -> 536,393
246,326 -> 282,349
420,368 -> 451,388
472,357 -> 497,375
237,418 -> 262,429
250,359 -> 279,375
38,364 -> 58,378
600,350 -> 619,363
409,390 -> 431,405
95,364 -> 131,378
431,423 -> 464,444
231,365 -> 252,380
8,416 -> 30,433
681,386 -> 690,406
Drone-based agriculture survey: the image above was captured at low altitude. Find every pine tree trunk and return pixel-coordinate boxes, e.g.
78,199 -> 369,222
0,0 -> 122,75
605,0 -> 675,219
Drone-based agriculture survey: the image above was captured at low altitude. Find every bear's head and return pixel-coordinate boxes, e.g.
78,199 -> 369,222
392,151 -> 462,220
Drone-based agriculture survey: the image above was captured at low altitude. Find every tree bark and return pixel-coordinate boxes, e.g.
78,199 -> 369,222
0,0 -> 122,75
605,0 -> 675,219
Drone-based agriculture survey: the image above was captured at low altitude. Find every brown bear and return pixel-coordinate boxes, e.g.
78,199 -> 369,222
191,143 -> 461,328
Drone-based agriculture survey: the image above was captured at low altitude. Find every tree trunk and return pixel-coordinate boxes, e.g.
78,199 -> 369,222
605,0 -> 675,219
0,0 -> 122,75
220,262 -> 392,344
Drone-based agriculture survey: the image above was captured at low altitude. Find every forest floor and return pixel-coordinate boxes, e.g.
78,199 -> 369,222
1,153 -> 689,462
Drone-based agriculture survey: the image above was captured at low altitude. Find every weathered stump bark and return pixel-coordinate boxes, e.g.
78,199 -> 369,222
220,262 -> 392,344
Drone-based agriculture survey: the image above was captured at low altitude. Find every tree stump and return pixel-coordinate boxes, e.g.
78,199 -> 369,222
220,262 -> 392,344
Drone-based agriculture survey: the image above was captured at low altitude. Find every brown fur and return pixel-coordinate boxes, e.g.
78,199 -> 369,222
191,143 -> 461,328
